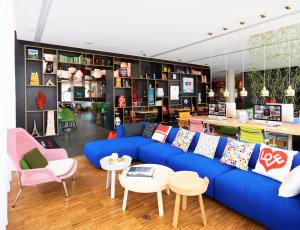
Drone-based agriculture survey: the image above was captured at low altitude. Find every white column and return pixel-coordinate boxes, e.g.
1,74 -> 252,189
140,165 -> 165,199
0,0 -> 16,229
226,69 -> 235,103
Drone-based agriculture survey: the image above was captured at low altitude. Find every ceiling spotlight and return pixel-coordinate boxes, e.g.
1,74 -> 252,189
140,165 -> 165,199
240,21 -> 246,25
223,27 -> 228,31
260,13 -> 267,19
86,42 -> 93,45
285,5 -> 292,10
208,32 -> 213,36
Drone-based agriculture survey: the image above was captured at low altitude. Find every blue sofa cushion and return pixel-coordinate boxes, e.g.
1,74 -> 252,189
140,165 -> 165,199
188,132 -> 200,152
84,138 -> 138,168
116,125 -> 125,138
215,136 -> 228,158
166,127 -> 179,144
139,142 -> 185,165
125,136 -> 155,147
166,153 -> 234,197
214,169 -> 300,230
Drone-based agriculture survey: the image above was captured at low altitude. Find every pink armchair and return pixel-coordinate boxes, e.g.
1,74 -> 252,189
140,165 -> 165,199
7,128 -> 77,207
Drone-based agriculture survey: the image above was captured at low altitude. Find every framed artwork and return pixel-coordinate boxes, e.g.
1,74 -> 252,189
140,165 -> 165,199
28,49 -> 39,59
170,85 -> 179,100
182,76 -> 195,96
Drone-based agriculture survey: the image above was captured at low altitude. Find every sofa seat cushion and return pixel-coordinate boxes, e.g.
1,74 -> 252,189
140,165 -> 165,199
84,138 -> 138,168
139,142 -> 185,165
166,153 -> 234,197
125,136 -> 155,147
214,169 -> 300,230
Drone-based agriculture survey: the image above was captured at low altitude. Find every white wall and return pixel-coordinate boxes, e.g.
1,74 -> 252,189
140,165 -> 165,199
0,0 -> 16,229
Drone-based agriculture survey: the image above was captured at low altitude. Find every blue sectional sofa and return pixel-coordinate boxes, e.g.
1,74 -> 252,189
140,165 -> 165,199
84,125 -> 300,230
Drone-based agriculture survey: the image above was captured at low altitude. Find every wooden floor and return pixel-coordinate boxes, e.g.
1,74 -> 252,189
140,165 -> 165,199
8,156 -> 265,230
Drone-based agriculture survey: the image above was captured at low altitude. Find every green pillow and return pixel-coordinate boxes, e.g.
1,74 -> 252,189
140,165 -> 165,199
23,148 -> 48,169
19,159 -> 30,169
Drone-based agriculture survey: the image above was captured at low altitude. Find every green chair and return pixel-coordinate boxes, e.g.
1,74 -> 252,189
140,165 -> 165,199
59,108 -> 77,131
237,125 -> 267,144
219,126 -> 238,137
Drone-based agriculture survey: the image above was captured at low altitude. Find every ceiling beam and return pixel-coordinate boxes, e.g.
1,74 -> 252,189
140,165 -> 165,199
34,0 -> 52,42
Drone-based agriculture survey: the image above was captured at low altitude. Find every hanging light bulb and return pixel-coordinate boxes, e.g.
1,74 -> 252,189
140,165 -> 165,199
223,27 -> 230,98
284,5 -> 295,97
240,21 -> 248,97
260,14 -> 269,97
208,32 -> 215,97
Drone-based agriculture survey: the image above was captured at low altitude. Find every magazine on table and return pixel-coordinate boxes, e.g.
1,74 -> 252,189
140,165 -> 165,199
126,166 -> 154,178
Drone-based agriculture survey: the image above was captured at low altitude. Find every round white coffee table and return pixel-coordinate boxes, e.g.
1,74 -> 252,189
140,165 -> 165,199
100,155 -> 132,199
119,164 -> 174,216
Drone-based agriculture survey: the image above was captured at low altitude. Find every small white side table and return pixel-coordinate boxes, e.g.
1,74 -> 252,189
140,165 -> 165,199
100,155 -> 132,199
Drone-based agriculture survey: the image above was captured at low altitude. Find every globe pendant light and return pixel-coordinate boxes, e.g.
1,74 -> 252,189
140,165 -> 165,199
260,14 -> 269,97
223,27 -> 230,98
240,21 -> 248,97
208,32 -> 215,97
284,5 -> 295,97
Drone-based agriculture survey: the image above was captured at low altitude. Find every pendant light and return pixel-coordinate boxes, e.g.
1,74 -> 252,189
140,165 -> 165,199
260,14 -> 269,97
223,27 -> 230,98
208,32 -> 215,97
240,21 -> 248,97
284,5 -> 295,97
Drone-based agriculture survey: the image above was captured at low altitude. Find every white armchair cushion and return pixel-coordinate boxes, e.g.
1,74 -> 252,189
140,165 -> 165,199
46,158 -> 75,177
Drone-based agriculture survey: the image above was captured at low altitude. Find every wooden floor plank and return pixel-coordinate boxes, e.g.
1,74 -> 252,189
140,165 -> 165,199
8,156 -> 265,230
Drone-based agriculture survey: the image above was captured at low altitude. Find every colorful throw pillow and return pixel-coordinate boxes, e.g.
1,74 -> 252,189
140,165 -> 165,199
19,159 -> 30,169
172,128 -> 195,152
253,144 -> 297,182
123,122 -> 144,137
23,148 -> 48,169
278,165 -> 300,197
194,133 -> 220,159
220,138 -> 254,171
152,125 -> 171,143
142,123 -> 157,139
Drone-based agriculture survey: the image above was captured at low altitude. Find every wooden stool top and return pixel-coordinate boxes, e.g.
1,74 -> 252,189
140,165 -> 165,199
168,171 -> 209,196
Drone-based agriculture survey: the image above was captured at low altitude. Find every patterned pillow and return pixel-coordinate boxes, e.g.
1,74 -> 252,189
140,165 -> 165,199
172,128 -> 195,152
152,125 -> 172,143
194,133 -> 220,159
142,123 -> 157,139
220,138 -> 254,170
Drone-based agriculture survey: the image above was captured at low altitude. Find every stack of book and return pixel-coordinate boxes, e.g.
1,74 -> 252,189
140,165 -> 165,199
126,166 -> 154,178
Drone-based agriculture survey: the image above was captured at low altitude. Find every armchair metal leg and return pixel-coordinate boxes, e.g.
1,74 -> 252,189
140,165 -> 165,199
12,187 -> 23,208
62,180 -> 69,198
72,173 -> 76,181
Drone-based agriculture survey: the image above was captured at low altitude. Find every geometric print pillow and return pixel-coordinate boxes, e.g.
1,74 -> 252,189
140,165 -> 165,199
220,138 -> 255,171
172,127 -> 195,152
142,123 -> 157,139
194,132 -> 220,159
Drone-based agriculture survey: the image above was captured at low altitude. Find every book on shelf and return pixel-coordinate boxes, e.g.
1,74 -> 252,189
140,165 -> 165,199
126,166 -> 154,178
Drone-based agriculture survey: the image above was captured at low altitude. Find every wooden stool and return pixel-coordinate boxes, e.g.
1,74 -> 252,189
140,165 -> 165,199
168,171 -> 209,228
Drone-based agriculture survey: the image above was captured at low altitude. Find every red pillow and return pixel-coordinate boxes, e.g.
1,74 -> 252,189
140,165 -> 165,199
151,125 -> 171,143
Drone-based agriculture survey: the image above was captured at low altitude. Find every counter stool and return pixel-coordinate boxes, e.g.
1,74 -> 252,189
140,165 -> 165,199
168,171 -> 209,228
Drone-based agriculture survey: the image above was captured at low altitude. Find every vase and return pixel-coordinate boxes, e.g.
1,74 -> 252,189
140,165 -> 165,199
198,93 -> 202,104
36,91 -> 46,110
156,88 -> 164,97
115,77 -> 122,87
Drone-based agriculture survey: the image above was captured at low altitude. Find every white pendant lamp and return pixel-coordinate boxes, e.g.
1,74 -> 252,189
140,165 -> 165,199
208,32 -> 215,97
223,27 -> 230,98
284,5 -> 295,97
260,14 -> 269,97
240,21 -> 248,97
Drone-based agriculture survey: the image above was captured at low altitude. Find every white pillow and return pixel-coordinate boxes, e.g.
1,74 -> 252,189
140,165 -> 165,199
46,159 -> 75,177
278,166 -> 300,197
253,144 -> 297,182
194,133 -> 220,159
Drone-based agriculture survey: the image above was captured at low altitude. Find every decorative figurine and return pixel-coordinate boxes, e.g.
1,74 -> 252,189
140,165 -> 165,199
31,120 -> 40,137
45,61 -> 53,73
45,110 -> 56,136
115,112 -> 121,126
30,72 -> 39,85
36,91 -> 46,110
118,95 -> 126,107
45,79 -> 54,86
115,77 -> 122,87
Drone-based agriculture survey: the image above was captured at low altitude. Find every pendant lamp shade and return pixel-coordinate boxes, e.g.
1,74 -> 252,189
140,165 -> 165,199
223,27 -> 230,98
240,21 -> 248,97
223,88 -> 230,97
240,87 -> 248,97
285,85 -> 295,97
260,86 -> 269,97
208,32 -> 214,97
208,89 -> 215,97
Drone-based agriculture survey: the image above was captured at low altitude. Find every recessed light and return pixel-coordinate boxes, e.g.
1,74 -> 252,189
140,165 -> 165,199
240,21 -> 246,26
223,27 -> 228,31
177,59 -> 182,61
285,5 -> 292,10
86,42 -> 93,45
208,32 -> 213,36
260,13 -> 267,19
142,53 -> 147,57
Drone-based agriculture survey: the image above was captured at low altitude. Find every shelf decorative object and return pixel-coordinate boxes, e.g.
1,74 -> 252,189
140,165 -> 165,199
45,79 -> 55,86
31,120 -> 40,137
156,88 -> 164,97
182,76 -> 195,94
115,112 -> 121,126
68,67 -> 77,74
27,48 -> 39,59
198,93 -> 202,104
115,77 -> 122,87
30,72 -> 40,85
118,95 -> 126,107
148,84 -> 155,106
45,110 -> 56,136
36,91 -> 46,110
